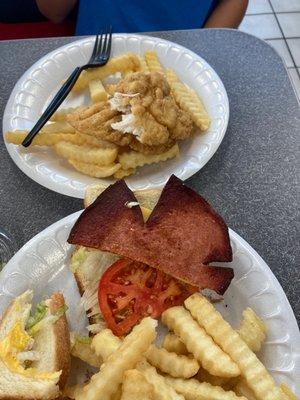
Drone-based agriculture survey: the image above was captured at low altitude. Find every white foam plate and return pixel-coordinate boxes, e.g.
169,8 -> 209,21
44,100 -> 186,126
3,34 -> 229,198
0,212 -> 299,393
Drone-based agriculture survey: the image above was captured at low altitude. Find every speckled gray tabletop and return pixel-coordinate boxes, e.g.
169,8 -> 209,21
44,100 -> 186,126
0,29 -> 299,324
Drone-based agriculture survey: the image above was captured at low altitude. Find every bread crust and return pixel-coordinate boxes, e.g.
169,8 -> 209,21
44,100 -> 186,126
84,183 -> 161,209
0,292 -> 69,400
49,293 -> 71,390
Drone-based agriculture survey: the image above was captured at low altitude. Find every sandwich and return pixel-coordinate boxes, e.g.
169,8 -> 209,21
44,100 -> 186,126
0,290 -> 71,399
69,187 -> 162,335
68,175 -> 234,337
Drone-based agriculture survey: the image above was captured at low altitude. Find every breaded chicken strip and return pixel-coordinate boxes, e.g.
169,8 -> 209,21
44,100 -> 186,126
170,108 -> 194,141
66,72 -> 195,153
112,72 -> 194,146
67,102 -> 132,146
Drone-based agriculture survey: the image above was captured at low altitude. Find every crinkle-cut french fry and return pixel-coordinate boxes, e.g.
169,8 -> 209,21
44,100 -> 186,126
118,143 -> 179,170
74,133 -> 118,149
120,369 -> 154,400
68,159 -> 121,178
89,79 -> 108,103
184,294 -> 282,400
75,317 -> 157,400
234,380 -> 257,400
114,167 -> 136,179
166,69 -> 210,131
145,344 -> 199,378
164,377 -> 247,400
280,384 -> 297,400
42,121 -> 75,133
91,329 -> 121,361
197,367 -> 231,388
63,383 -> 85,399
138,360 -> 184,400
5,130 -> 109,148
161,307 -> 240,378
5,131 -> 37,145
138,56 -> 150,73
91,328 -> 197,379
71,340 -> 102,368
112,386 -> 122,400
50,107 -> 81,122
5,131 -> 76,146
144,51 -> 165,74
91,328 -> 196,379
72,53 -> 141,92
55,141 -> 118,165
162,333 -> 189,355
237,308 -> 267,353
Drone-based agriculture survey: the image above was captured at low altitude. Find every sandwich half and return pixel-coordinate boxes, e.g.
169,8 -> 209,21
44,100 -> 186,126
70,178 -> 233,335
0,290 -> 71,399
71,184 -> 161,334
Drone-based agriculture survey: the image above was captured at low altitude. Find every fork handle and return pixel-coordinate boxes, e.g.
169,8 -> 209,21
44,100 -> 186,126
22,66 -> 83,147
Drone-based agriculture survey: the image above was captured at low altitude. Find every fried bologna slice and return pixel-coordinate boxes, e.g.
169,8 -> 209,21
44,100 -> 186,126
68,175 -> 233,293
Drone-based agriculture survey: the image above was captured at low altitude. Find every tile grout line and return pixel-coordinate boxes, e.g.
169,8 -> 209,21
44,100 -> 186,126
267,0 -> 300,79
247,11 -> 300,16
266,37 -> 300,40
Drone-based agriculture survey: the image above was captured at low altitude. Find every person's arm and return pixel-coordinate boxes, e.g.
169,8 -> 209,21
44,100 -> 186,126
204,0 -> 248,29
36,0 -> 77,23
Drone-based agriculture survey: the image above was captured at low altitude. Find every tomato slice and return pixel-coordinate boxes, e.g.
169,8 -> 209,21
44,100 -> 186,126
98,259 -> 198,336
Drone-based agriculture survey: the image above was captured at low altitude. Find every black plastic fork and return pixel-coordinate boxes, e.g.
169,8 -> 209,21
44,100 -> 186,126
22,27 -> 112,147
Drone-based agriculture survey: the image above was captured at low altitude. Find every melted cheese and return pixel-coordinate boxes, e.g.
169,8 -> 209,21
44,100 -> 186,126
141,206 -> 152,221
0,322 -> 59,380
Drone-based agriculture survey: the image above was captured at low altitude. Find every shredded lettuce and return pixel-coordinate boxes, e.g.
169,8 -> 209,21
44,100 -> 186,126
87,323 -> 104,334
28,305 -> 68,335
75,335 -> 92,345
71,246 -> 88,272
56,304 -> 68,318
26,301 -> 47,331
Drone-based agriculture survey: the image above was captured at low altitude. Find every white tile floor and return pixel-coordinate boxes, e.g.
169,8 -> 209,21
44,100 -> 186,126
268,39 -> 294,67
240,0 -> 300,103
240,14 -> 282,39
277,13 -> 300,37
287,38 -> 300,66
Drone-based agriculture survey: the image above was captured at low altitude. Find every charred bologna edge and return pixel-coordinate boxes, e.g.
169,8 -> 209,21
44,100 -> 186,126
68,175 -> 233,294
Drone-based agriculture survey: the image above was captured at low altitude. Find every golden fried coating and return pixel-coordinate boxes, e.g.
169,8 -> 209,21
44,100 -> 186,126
66,72 -> 195,153
67,102 -> 132,147
132,110 -> 169,146
129,139 -> 175,155
170,108 -> 194,141
116,71 -> 170,99
113,72 -> 194,147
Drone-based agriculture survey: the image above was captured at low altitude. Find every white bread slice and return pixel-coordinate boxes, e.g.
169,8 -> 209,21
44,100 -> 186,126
83,183 -> 162,209
0,291 -> 70,399
0,290 -> 32,341
0,358 -> 60,400
31,293 -> 71,390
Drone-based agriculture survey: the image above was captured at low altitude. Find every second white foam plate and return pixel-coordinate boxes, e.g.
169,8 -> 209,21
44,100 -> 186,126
0,211 -> 299,393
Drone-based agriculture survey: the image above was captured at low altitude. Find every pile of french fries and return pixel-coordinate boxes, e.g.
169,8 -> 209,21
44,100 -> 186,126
65,293 -> 296,400
5,51 -> 210,180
